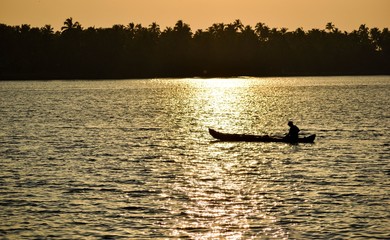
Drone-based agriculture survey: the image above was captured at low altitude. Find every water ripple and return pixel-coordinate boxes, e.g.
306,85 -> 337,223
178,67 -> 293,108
0,77 -> 389,239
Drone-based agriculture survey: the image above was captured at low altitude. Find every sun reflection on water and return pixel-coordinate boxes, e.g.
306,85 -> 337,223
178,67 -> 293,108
164,78 -> 294,239
171,161 -> 251,239
187,78 -> 253,88
169,149 -> 292,239
184,78 -> 257,131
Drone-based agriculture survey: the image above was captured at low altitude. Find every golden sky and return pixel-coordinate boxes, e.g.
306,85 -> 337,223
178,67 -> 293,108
1,0 -> 389,31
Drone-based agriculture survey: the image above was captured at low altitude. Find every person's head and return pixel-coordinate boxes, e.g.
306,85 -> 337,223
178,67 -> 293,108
288,121 -> 294,127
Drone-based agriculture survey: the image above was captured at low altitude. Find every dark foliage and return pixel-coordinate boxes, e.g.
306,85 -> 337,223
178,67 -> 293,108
1,19 -> 389,79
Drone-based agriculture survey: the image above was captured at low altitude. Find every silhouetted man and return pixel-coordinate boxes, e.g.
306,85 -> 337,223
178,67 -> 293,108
285,121 -> 300,143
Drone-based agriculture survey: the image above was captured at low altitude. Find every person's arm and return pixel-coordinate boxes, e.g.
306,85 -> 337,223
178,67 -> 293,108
286,129 -> 291,137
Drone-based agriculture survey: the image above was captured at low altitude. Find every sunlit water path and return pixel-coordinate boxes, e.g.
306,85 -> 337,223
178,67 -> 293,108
0,76 -> 389,239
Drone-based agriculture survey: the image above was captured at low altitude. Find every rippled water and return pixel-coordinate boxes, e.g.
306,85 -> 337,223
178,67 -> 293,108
1,76 -> 389,239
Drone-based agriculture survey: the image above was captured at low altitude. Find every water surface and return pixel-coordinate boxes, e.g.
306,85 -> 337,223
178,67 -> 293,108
0,76 -> 389,239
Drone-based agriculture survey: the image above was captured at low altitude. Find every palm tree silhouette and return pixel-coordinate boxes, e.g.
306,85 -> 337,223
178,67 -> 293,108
41,25 -> 54,35
255,22 -> 270,41
61,17 -> 82,32
326,22 -> 335,32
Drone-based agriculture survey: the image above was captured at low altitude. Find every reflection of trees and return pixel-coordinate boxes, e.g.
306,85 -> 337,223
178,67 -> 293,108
0,18 -> 389,79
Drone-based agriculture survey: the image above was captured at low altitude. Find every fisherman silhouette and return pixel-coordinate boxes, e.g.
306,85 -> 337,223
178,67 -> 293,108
285,121 -> 300,143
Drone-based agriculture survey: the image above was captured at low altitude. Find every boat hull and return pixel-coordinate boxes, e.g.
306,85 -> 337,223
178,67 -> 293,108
209,128 -> 316,143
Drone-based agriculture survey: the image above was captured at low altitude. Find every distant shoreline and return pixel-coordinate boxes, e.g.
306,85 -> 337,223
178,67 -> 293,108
1,73 -> 389,81
1,20 -> 389,80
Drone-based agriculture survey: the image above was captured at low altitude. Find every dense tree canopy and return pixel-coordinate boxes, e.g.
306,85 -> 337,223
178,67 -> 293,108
0,18 -> 389,79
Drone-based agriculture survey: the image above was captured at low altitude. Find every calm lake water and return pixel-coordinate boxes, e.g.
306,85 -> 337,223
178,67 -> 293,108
0,76 -> 389,239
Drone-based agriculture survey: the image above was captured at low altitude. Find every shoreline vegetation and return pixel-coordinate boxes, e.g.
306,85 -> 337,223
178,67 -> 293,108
1,18 -> 389,80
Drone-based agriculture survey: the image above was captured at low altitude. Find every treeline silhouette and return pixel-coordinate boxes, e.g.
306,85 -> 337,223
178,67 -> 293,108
1,18 -> 389,79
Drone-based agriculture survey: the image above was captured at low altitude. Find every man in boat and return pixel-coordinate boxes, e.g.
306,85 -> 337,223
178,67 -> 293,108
285,121 -> 300,143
